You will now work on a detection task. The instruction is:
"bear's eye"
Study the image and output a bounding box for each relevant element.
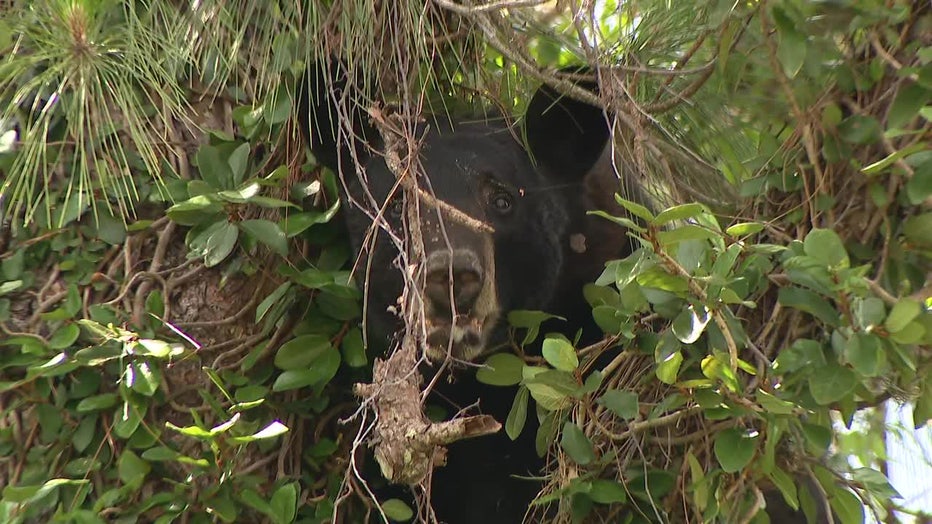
[490,191,513,214]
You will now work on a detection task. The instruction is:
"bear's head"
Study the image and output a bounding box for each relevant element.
[306,67,617,363]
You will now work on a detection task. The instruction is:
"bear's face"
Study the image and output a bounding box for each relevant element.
[342,123,573,362]
[308,70,614,363]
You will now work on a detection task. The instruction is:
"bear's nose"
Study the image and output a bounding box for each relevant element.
[424,249,483,314]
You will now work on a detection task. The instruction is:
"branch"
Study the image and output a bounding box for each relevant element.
[349,103,502,487]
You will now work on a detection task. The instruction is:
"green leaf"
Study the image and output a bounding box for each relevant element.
[592,305,631,337]
[536,411,560,457]
[579,371,604,396]
[885,298,921,333]
[921,106,932,121]
[270,482,298,524]
[271,348,341,391]
[145,290,165,318]
[196,144,233,190]
[63,284,82,318]
[77,393,119,412]
[0,280,23,296]
[887,84,932,128]
[283,201,341,237]
[808,364,857,405]
[282,200,340,238]
[671,305,711,344]
[166,195,224,226]
[141,447,179,462]
[476,353,525,386]
[768,467,799,512]
[240,219,288,256]
[821,103,843,128]
[701,353,741,393]
[652,203,707,226]
[829,489,865,524]
[381,499,413,521]
[714,428,757,473]
[114,402,143,439]
[637,268,689,294]
[207,494,237,523]
[505,387,529,440]
[656,224,718,245]
[725,222,765,237]
[274,334,333,370]
[73,416,97,453]
[508,310,563,347]
[803,228,849,268]
[118,450,150,486]
[187,219,238,268]
[249,196,301,209]
[838,115,882,144]
[2,478,89,503]
[316,287,361,321]
[209,413,241,436]
[541,335,579,372]
[906,157,932,204]
[133,339,181,358]
[597,390,638,419]
[229,421,289,444]
[560,422,595,465]
[233,106,263,129]
[524,372,572,411]
[614,195,655,222]
[845,333,885,377]
[772,6,806,78]
[216,182,260,203]
[266,92,292,124]
[851,468,900,499]
[2,249,24,280]
[656,351,684,385]
[341,328,368,368]
[588,210,647,233]
[36,404,62,441]
[93,210,127,245]
[588,480,627,504]
[777,287,840,326]
[854,297,886,330]
[256,282,292,324]
[903,213,932,247]
[508,311,563,329]
[48,324,80,350]
[228,143,250,186]
[240,489,275,518]
[756,389,796,415]
[128,362,160,396]
[889,320,926,344]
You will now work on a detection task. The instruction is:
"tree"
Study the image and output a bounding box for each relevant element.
[0,0,929,523]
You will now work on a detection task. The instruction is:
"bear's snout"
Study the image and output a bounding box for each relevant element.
[424,249,483,314]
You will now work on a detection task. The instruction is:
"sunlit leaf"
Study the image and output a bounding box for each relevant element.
[714,428,757,473]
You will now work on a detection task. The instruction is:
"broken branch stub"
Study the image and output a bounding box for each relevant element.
[353,344,501,485]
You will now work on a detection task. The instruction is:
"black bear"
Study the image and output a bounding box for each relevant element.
[304,65,628,523]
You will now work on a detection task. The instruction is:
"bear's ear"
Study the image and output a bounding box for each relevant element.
[299,61,381,172]
[523,70,611,181]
